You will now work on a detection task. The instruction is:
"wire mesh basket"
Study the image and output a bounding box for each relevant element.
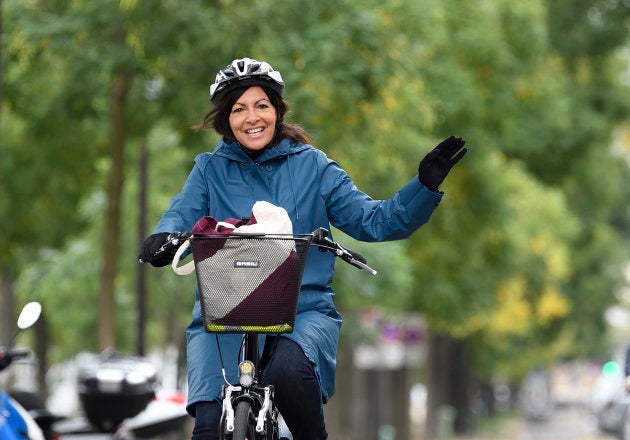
[190,234,311,334]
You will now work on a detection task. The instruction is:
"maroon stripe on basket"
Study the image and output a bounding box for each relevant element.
[192,235,230,261]
[214,251,301,327]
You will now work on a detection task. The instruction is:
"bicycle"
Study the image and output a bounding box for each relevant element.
[151,227,376,440]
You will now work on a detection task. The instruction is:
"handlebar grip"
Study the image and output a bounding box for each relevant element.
[0,348,31,371]
[340,246,367,264]
[9,348,30,359]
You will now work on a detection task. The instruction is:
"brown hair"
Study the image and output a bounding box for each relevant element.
[192,86,312,147]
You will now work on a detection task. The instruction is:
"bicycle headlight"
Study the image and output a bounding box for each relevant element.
[238,360,255,387]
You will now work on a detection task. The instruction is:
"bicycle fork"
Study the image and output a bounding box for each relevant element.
[221,383,275,434]
[218,334,292,439]
[219,333,278,439]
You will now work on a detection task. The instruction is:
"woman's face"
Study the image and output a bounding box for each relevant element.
[228,86,277,151]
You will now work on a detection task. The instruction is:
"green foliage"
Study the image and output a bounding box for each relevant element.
[332,231,415,312]
[3,0,630,386]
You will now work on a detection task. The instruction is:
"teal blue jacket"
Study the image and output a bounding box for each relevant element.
[154,138,443,414]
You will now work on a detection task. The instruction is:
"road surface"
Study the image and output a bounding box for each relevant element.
[464,405,616,440]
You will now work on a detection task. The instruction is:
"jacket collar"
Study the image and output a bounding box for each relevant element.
[213,138,309,163]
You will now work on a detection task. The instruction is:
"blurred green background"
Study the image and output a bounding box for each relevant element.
[2,0,630,438]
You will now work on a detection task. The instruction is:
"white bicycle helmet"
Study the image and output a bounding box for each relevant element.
[210,57,285,104]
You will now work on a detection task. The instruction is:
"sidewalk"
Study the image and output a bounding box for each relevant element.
[444,406,615,440]
[447,416,524,440]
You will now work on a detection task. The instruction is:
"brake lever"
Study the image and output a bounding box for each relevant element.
[156,232,190,254]
[337,245,378,276]
[312,228,377,275]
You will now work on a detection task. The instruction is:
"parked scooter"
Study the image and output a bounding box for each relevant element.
[52,349,190,439]
[2,301,190,439]
[0,301,50,440]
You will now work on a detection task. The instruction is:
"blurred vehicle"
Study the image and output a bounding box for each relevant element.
[52,349,190,439]
[590,360,630,439]
[520,367,553,422]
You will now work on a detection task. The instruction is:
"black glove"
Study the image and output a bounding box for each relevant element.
[138,232,173,267]
[418,136,467,191]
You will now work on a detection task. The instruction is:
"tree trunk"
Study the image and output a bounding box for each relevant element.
[1,275,15,345]
[0,0,4,180]
[425,331,472,439]
[98,60,133,351]
[34,312,49,397]
[136,141,148,356]
[451,337,472,434]
[0,0,7,349]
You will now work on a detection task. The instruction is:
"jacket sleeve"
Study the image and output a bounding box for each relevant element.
[319,154,443,242]
[154,154,210,233]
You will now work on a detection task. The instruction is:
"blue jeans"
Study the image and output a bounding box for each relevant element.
[191,337,328,440]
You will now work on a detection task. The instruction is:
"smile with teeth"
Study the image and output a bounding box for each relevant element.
[245,128,264,134]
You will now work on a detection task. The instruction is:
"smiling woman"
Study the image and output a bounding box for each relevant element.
[190,58,311,161]
[138,57,467,440]
[229,87,277,151]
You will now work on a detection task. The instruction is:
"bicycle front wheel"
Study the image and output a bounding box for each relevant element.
[232,400,255,440]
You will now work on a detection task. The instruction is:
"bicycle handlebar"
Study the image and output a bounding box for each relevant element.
[0,347,31,372]
[310,228,377,275]
[137,232,190,264]
[142,229,377,275]
[158,232,192,256]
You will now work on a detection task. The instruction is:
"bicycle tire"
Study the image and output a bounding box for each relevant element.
[232,400,254,440]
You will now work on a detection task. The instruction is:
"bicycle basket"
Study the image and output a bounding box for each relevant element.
[190,234,311,334]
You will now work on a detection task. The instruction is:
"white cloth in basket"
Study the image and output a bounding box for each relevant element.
[172,201,293,275]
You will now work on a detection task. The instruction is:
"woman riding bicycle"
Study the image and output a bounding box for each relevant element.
[138,57,467,440]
